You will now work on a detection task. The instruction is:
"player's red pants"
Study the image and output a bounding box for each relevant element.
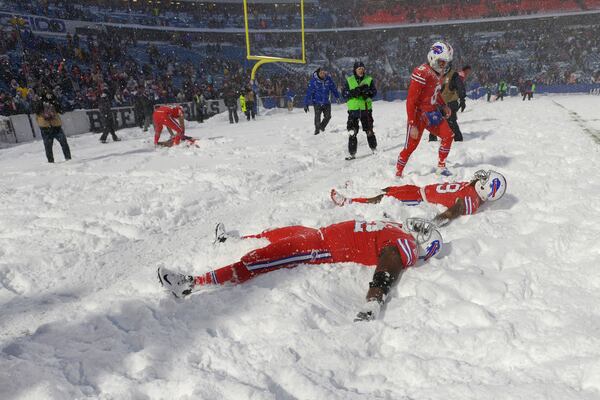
[194,226,333,286]
[396,117,454,175]
[153,114,183,145]
[383,185,423,204]
[352,185,423,205]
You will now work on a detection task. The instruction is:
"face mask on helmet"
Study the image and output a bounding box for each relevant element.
[405,218,443,261]
[474,170,507,202]
[428,41,453,74]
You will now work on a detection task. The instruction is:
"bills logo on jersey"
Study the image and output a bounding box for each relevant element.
[432,45,444,54]
[489,178,502,199]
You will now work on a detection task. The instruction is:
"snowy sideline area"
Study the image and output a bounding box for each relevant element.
[1,95,600,399]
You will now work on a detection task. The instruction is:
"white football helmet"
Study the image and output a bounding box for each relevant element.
[406,218,443,261]
[474,170,507,202]
[428,41,454,74]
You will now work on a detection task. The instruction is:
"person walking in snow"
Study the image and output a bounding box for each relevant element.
[342,61,378,159]
[222,85,239,124]
[303,67,340,135]
[243,86,256,121]
[285,87,295,112]
[98,90,121,143]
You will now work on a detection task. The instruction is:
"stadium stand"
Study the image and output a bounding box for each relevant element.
[1,0,600,116]
[0,0,356,30]
[363,0,600,25]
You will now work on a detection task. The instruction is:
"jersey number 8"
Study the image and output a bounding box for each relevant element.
[435,183,461,193]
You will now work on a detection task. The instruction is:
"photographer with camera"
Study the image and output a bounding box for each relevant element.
[33,89,71,163]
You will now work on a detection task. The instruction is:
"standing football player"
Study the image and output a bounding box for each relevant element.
[396,41,455,177]
[331,170,507,227]
[158,219,443,322]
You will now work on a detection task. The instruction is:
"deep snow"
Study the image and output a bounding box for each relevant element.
[1,95,600,400]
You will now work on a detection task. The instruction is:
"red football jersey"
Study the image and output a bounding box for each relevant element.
[320,220,418,268]
[423,182,481,215]
[154,105,182,119]
[406,63,445,125]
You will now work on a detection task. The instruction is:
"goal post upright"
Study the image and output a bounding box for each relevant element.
[243,0,306,82]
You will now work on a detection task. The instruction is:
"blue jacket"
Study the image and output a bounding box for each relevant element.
[285,89,295,101]
[304,69,340,106]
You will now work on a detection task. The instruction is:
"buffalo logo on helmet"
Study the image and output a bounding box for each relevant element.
[474,170,506,202]
[431,44,445,54]
[490,178,502,199]
[422,240,441,261]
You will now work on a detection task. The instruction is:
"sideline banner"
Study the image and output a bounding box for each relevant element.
[466,83,600,100]
[9,115,35,143]
[0,117,17,144]
[3,100,226,143]
[0,12,67,33]
[85,100,225,132]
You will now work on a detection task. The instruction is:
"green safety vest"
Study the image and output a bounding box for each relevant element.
[346,75,373,111]
[239,95,246,112]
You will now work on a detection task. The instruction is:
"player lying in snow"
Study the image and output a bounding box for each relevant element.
[153,105,197,147]
[158,218,443,322]
[331,170,506,227]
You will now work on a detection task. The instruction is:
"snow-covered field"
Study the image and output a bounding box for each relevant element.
[1,95,600,400]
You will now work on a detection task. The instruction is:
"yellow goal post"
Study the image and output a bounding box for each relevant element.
[242,0,306,82]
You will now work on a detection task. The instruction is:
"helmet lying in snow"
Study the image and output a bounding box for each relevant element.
[474,170,507,202]
[405,218,443,261]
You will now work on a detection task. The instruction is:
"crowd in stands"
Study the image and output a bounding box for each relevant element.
[2,4,600,117]
[0,0,360,30]
[307,15,600,94]
[0,22,309,116]
[363,0,600,25]
[5,0,599,31]
[469,22,600,86]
